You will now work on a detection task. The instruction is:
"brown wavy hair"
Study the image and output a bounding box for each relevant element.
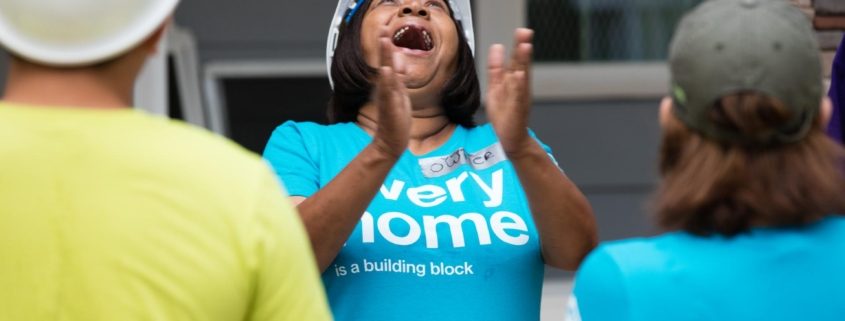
[655,92,845,236]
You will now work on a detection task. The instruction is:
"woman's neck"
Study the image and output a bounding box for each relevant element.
[357,103,456,156]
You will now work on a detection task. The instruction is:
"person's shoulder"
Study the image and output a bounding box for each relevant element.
[270,120,358,138]
[468,123,550,149]
[600,236,666,254]
[820,215,845,228]
[265,121,362,157]
[145,115,261,164]
[811,215,845,239]
[461,123,501,146]
[467,123,496,136]
[125,114,273,192]
[593,233,688,273]
[469,123,543,136]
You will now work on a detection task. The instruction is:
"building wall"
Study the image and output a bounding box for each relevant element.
[792,0,845,84]
[173,0,330,62]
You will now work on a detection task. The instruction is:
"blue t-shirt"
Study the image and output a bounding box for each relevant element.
[263,121,556,321]
[568,216,845,321]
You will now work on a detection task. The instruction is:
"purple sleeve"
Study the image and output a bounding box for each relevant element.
[827,35,845,143]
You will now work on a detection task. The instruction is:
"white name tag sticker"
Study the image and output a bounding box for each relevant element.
[418,143,508,178]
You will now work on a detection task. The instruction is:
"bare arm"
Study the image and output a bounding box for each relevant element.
[294,145,399,272]
[294,30,411,272]
[486,29,598,270]
[508,140,597,270]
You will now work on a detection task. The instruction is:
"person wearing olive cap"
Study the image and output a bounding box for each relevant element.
[0,1,331,320]
[567,0,845,320]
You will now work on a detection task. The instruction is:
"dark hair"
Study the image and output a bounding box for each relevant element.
[328,0,480,127]
[655,92,845,236]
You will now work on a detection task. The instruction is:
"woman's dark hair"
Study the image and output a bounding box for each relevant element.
[654,92,845,236]
[328,0,480,127]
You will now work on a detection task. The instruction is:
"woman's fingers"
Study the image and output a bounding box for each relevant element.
[509,28,534,74]
[376,27,407,108]
[488,44,506,89]
[378,26,397,69]
[377,66,396,109]
[514,43,533,74]
[509,28,533,106]
[393,52,406,75]
[378,27,406,94]
[514,27,534,44]
[512,70,529,105]
[379,38,394,70]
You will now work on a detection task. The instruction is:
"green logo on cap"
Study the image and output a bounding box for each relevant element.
[673,85,688,105]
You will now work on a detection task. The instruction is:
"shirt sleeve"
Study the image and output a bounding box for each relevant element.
[568,247,630,321]
[247,165,332,321]
[527,128,563,169]
[262,121,320,197]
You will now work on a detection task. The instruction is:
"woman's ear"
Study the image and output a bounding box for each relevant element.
[659,96,674,129]
[819,97,833,128]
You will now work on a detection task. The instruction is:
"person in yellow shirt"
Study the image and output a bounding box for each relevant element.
[0,1,332,320]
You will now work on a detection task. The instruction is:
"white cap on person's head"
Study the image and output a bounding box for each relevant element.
[0,0,180,67]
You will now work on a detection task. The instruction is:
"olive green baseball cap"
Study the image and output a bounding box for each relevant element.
[669,0,823,144]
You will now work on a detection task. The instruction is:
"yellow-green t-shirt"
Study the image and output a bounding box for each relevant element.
[0,103,332,321]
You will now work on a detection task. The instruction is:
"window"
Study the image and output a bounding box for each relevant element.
[475,0,704,100]
[529,0,703,62]
[203,60,331,153]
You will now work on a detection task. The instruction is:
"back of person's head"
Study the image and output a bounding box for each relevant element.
[656,0,845,236]
[0,0,179,68]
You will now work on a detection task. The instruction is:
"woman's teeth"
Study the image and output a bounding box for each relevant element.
[392,25,433,51]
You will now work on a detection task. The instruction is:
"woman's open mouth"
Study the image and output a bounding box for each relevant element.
[393,25,434,52]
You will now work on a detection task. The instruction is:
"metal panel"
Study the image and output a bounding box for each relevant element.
[169,26,207,128]
[174,0,334,61]
[530,100,662,188]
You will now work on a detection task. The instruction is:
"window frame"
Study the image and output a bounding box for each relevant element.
[475,0,670,101]
[202,59,326,136]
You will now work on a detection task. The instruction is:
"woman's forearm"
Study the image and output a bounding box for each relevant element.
[296,143,399,272]
[508,140,598,270]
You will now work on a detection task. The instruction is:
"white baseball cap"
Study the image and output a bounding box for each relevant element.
[0,0,180,66]
[326,0,475,88]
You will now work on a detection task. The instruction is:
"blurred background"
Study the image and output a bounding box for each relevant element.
[1,0,840,319]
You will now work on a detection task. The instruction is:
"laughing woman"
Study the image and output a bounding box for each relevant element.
[263,0,597,320]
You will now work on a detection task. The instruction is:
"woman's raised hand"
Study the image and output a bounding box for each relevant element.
[372,27,412,159]
[486,28,535,157]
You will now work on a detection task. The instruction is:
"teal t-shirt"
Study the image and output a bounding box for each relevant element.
[568,216,845,321]
[263,121,555,321]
